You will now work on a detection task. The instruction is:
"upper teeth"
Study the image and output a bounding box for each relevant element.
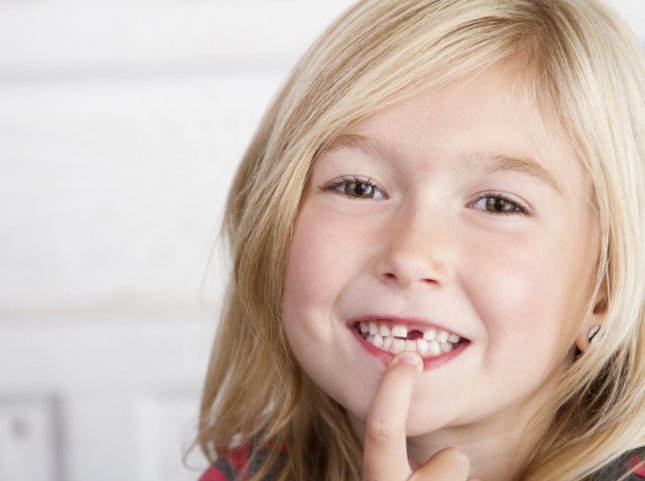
[358,320,462,357]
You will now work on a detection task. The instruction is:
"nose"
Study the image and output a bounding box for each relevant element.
[376,206,455,289]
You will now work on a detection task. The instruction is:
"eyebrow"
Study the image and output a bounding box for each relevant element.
[324,133,401,164]
[464,151,563,195]
[323,133,562,195]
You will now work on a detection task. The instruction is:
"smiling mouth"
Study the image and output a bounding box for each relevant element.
[354,320,466,358]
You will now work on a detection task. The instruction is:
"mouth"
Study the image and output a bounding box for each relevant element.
[353,319,468,358]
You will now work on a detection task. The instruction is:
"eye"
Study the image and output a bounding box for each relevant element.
[469,192,529,215]
[319,176,386,200]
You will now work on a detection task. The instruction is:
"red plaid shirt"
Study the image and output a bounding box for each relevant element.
[200,446,645,481]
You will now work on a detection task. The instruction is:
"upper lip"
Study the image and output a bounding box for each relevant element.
[346,313,468,340]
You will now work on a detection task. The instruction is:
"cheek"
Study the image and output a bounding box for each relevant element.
[283,202,375,314]
[466,234,589,361]
[284,216,337,316]
[282,205,356,344]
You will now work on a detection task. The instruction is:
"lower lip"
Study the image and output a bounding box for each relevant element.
[349,327,469,369]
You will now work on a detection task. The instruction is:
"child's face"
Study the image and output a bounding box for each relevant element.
[282,65,599,438]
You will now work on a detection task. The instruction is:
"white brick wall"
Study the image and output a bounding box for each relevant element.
[0,2,354,480]
[0,1,642,480]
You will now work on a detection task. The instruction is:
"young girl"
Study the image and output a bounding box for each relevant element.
[196,1,645,480]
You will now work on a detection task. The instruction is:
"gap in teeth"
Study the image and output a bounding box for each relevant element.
[358,321,461,357]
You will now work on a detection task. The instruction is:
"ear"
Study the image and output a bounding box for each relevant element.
[575,297,607,353]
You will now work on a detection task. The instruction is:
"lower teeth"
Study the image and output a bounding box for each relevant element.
[363,333,456,357]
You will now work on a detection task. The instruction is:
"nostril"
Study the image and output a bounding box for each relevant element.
[422,277,440,285]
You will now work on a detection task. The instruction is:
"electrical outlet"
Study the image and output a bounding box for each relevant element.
[0,396,60,481]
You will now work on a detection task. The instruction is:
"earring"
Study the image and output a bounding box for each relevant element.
[587,325,601,343]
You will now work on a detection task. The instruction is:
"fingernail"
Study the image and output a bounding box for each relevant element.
[397,352,422,366]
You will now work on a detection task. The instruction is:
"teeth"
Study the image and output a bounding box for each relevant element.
[391,324,408,338]
[437,330,449,343]
[368,321,378,335]
[392,338,405,353]
[358,320,463,358]
[417,339,429,355]
[423,327,437,341]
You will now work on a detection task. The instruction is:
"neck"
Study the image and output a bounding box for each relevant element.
[349,388,556,481]
[412,383,560,481]
[406,414,548,481]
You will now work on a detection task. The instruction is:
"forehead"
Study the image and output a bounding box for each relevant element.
[326,65,590,202]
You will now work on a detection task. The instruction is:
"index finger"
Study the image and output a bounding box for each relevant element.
[363,352,423,481]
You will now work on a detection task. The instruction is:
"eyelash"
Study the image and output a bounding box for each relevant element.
[469,192,530,216]
[319,176,530,216]
[319,176,385,200]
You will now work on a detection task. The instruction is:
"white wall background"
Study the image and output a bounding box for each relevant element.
[0,1,643,481]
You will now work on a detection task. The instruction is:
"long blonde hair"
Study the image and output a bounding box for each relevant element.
[197,1,645,480]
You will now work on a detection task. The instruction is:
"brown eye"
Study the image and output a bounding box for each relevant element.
[320,176,386,200]
[471,193,528,215]
[345,182,376,198]
[486,197,519,213]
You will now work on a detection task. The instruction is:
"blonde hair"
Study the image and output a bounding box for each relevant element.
[197,1,645,480]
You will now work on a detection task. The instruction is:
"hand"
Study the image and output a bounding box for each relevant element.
[363,352,480,481]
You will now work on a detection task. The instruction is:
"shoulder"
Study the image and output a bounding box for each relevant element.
[593,449,645,481]
[629,451,645,480]
[199,444,253,481]
[199,443,283,481]
[199,461,236,481]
